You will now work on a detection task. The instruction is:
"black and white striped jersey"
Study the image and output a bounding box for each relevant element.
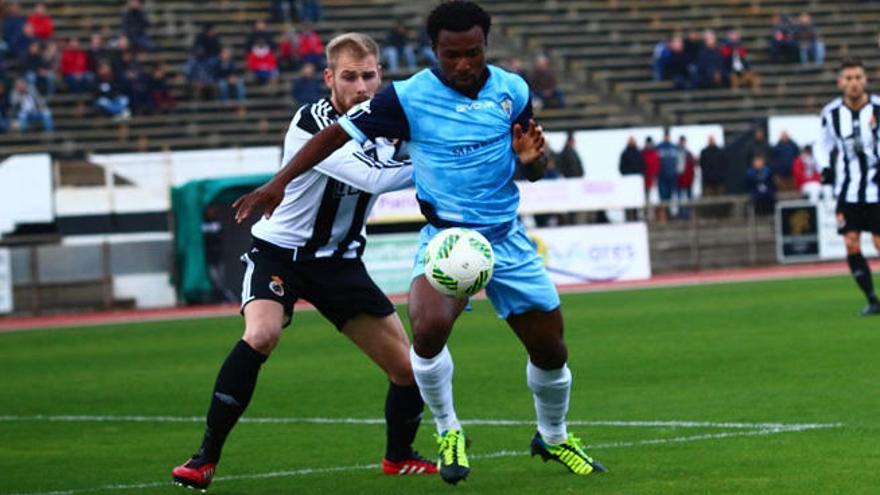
[817,95,880,204]
[251,97,413,259]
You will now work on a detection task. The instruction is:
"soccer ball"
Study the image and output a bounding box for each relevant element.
[424,228,495,299]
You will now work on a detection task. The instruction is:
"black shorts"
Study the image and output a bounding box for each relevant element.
[836,201,880,235]
[239,238,396,330]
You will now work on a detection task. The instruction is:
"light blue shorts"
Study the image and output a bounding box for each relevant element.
[411,221,561,318]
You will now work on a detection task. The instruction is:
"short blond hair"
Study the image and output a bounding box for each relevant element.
[326,32,380,70]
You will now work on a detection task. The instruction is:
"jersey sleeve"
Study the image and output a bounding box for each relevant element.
[512,96,533,129]
[314,145,414,194]
[815,111,837,170]
[337,84,411,144]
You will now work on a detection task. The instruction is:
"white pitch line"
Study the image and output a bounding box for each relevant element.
[0,415,843,430]
[1,422,843,495]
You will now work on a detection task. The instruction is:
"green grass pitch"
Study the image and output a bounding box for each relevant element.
[1,275,879,494]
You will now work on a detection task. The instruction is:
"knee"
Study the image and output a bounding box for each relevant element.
[387,363,415,386]
[529,340,568,370]
[410,313,452,358]
[243,323,282,356]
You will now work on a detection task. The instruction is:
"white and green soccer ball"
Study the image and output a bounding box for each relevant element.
[423,228,495,299]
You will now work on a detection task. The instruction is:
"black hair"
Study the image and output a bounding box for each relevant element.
[840,56,864,71]
[426,1,491,46]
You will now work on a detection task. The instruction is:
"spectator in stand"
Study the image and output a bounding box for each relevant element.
[186,24,222,100]
[297,24,324,68]
[683,29,703,67]
[652,37,669,81]
[11,22,35,60]
[620,136,645,220]
[40,40,58,96]
[504,57,528,79]
[10,77,53,131]
[245,20,275,52]
[121,0,154,52]
[110,35,135,76]
[656,131,680,223]
[722,29,760,92]
[662,35,693,89]
[792,144,822,203]
[746,127,771,170]
[642,136,660,197]
[535,149,561,227]
[278,28,301,71]
[290,61,323,104]
[676,136,697,218]
[619,136,645,177]
[94,62,130,121]
[26,3,53,41]
[270,0,298,23]
[699,135,727,196]
[215,47,246,102]
[794,12,825,65]
[697,29,725,89]
[745,154,775,214]
[247,39,279,85]
[556,131,583,178]
[194,23,222,62]
[147,63,175,114]
[382,20,417,71]
[530,54,565,109]
[115,49,150,114]
[0,81,10,133]
[415,28,436,66]
[770,14,799,63]
[60,37,93,93]
[2,2,28,57]
[298,0,322,22]
[771,131,799,191]
[22,42,53,96]
[86,33,110,74]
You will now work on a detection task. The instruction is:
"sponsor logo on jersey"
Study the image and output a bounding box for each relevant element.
[456,100,497,112]
[269,275,285,297]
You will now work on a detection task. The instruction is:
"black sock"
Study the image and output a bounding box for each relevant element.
[195,340,268,464]
[384,382,424,461]
[847,253,878,304]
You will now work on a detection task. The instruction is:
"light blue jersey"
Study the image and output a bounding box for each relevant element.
[337,65,559,317]
[338,65,531,226]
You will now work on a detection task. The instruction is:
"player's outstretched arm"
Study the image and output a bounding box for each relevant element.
[232,123,352,223]
[513,119,548,182]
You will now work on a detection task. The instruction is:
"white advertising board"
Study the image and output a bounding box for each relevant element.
[367,176,645,224]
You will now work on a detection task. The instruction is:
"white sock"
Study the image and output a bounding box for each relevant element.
[410,345,461,434]
[527,360,571,445]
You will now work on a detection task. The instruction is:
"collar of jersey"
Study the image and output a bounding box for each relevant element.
[430,66,491,100]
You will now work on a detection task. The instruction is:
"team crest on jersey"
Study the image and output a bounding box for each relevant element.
[269,276,285,297]
[500,98,513,118]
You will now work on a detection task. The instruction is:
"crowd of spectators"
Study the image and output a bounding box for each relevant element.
[653,11,826,92]
[0,0,330,134]
[653,28,759,91]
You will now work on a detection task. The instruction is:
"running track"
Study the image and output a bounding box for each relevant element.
[0,261,858,332]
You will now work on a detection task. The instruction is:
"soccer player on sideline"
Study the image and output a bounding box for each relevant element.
[171,33,437,491]
[233,1,606,485]
[818,56,880,316]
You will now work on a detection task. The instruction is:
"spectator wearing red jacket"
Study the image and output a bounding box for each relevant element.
[297,25,325,68]
[60,37,93,93]
[792,144,822,202]
[676,136,697,218]
[246,40,278,85]
[642,136,660,193]
[27,3,53,40]
[721,29,760,92]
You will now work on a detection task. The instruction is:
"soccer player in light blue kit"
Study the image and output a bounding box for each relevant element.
[233,1,606,485]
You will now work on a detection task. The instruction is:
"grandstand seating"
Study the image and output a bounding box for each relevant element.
[5,0,874,155]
